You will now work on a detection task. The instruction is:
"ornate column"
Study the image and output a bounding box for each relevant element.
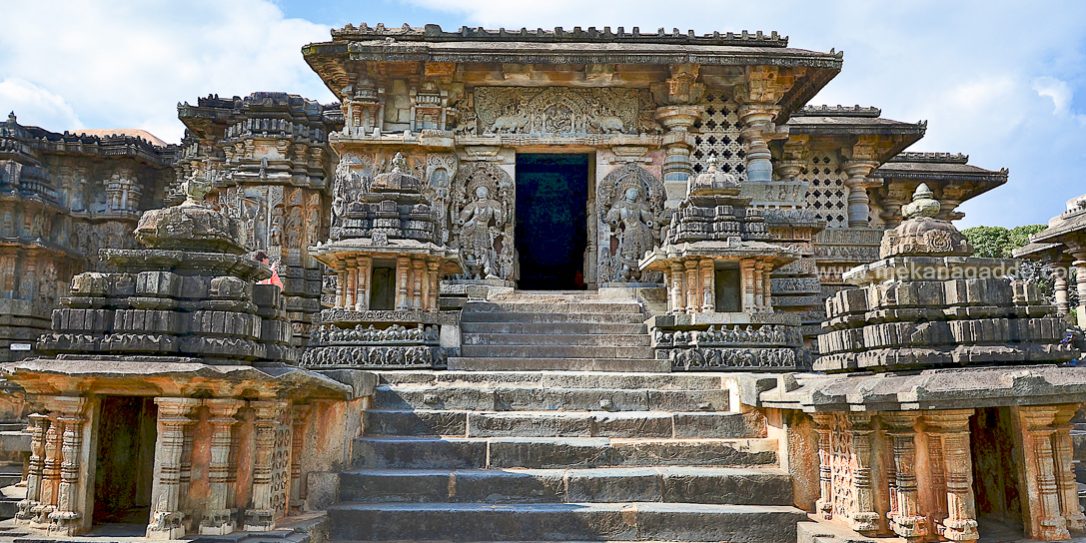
[847,413,880,535]
[925,410,980,542]
[245,400,288,532]
[669,263,685,314]
[344,259,357,310]
[927,433,949,525]
[420,260,432,312]
[411,259,425,310]
[699,259,715,312]
[740,260,756,311]
[33,414,61,527]
[883,412,926,540]
[1072,254,1086,328]
[289,403,312,514]
[684,260,699,314]
[1016,405,1072,540]
[1052,405,1086,533]
[426,261,440,312]
[200,399,244,535]
[335,269,346,308]
[147,397,199,540]
[753,261,766,311]
[395,256,410,311]
[17,413,48,523]
[355,256,370,311]
[737,103,781,182]
[810,413,835,520]
[46,397,87,536]
[655,105,702,207]
[842,159,881,228]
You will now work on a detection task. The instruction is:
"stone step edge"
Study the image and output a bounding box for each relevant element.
[340,466,789,477]
[327,501,803,513]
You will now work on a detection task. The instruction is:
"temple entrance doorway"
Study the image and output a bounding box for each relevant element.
[514,153,590,290]
[92,396,157,528]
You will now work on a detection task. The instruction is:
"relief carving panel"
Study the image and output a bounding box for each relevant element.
[474,87,643,136]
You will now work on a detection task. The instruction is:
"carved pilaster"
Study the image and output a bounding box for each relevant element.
[147,397,199,540]
[811,413,835,520]
[1053,265,1070,317]
[1053,405,1085,533]
[289,404,312,513]
[669,262,685,314]
[32,414,61,528]
[684,260,699,314]
[738,104,781,183]
[925,410,979,542]
[699,259,714,312]
[847,413,880,535]
[244,400,288,531]
[883,412,926,540]
[395,256,410,311]
[1073,257,1086,328]
[843,160,880,228]
[45,397,87,536]
[655,105,702,206]
[200,399,244,536]
[17,413,48,523]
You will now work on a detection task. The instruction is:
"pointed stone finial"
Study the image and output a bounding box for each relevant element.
[391,152,406,172]
[6,112,15,123]
[705,154,719,172]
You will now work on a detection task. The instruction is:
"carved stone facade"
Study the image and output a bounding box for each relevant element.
[0,113,175,362]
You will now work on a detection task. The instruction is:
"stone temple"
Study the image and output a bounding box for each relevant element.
[0,22,1083,543]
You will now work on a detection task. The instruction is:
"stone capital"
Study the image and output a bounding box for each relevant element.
[923,409,975,433]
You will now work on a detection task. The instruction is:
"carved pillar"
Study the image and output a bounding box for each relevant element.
[669,263,685,314]
[344,260,357,310]
[762,261,773,311]
[740,260,756,312]
[883,412,926,540]
[289,404,312,514]
[1016,405,1071,540]
[843,160,880,228]
[200,399,243,535]
[17,413,48,523]
[737,103,781,182]
[426,261,440,312]
[684,260,699,314]
[1053,405,1086,533]
[147,397,199,540]
[1072,256,1086,328]
[46,397,87,536]
[699,259,714,312]
[811,413,835,520]
[411,259,425,310]
[395,256,410,311]
[420,260,432,312]
[925,410,980,542]
[1053,265,1070,317]
[927,433,948,525]
[245,400,287,532]
[655,105,702,207]
[33,414,61,527]
[335,269,346,309]
[753,261,766,311]
[356,256,370,311]
[847,413,880,535]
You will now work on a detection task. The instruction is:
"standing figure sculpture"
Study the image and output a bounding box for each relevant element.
[458,185,504,279]
[606,186,656,282]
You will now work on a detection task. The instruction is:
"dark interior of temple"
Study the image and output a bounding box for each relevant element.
[514,153,590,290]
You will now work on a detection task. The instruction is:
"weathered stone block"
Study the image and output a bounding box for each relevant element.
[135,271,182,298]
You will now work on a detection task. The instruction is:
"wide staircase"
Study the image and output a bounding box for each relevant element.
[449,292,666,372]
[326,370,806,542]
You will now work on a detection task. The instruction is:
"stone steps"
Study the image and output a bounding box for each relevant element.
[375,371,725,390]
[364,409,765,439]
[460,344,655,359]
[462,333,652,347]
[448,357,668,372]
[373,385,728,412]
[338,466,793,505]
[461,311,646,324]
[352,436,778,470]
[326,502,805,543]
[461,322,647,335]
[466,301,644,313]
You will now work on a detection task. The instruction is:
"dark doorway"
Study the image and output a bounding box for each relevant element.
[515,154,590,290]
[93,396,157,526]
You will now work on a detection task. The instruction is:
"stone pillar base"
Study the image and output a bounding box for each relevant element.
[199,509,237,535]
[244,509,275,532]
[146,512,185,540]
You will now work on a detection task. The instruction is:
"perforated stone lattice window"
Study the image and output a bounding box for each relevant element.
[803,154,848,228]
[692,94,745,178]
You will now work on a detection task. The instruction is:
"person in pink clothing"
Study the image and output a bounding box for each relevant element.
[253,251,284,290]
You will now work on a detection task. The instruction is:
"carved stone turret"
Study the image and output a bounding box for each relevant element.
[640,155,807,371]
[303,153,461,369]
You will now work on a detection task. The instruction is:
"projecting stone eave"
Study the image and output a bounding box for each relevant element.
[640,240,800,272]
[310,238,462,275]
[1028,205,1086,247]
[752,364,1086,413]
[0,356,367,401]
[302,33,843,111]
[782,108,927,164]
[876,153,1009,203]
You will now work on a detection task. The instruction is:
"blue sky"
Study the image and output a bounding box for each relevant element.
[2,0,1084,228]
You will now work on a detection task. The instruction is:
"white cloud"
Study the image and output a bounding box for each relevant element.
[1033,77,1073,115]
[0,0,336,143]
[0,78,83,130]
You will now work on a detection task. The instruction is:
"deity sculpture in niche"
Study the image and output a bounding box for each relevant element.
[450,162,514,281]
[424,153,458,245]
[597,163,664,283]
